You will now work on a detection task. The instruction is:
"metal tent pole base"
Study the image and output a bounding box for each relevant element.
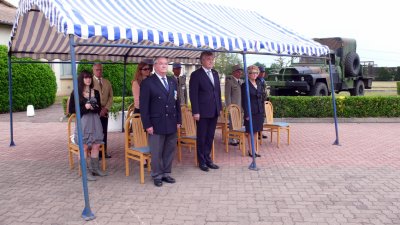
[248,161,259,171]
[82,207,96,221]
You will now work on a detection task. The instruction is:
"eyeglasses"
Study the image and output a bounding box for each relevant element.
[249,72,259,75]
[141,68,150,71]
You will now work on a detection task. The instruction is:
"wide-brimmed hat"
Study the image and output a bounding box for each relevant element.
[232,64,243,72]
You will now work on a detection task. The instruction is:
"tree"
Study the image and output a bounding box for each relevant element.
[254,62,266,68]
[395,67,400,81]
[375,67,393,81]
[214,53,242,78]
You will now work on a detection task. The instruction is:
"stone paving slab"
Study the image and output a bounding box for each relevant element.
[0,105,400,224]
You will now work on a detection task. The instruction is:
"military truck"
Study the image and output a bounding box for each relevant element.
[267,37,373,96]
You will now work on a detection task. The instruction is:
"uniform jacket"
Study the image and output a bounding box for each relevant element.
[241,79,265,118]
[140,74,182,135]
[189,68,222,118]
[224,75,242,108]
[173,75,188,106]
[93,77,113,110]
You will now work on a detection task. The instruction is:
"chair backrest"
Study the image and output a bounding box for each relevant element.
[264,101,274,124]
[67,114,76,145]
[125,113,148,148]
[181,106,196,137]
[126,103,135,120]
[226,104,242,130]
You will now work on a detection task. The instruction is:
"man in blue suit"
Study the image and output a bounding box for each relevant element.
[140,57,181,187]
[189,51,222,172]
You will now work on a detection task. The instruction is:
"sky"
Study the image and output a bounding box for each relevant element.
[8,0,399,67]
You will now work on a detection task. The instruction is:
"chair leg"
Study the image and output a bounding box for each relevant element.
[147,158,151,172]
[68,151,74,170]
[177,141,182,162]
[287,129,290,145]
[125,154,130,176]
[241,134,246,157]
[101,149,106,171]
[270,130,273,143]
[225,135,229,153]
[277,129,281,148]
[139,156,145,184]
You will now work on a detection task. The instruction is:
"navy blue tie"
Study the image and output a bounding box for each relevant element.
[162,77,169,91]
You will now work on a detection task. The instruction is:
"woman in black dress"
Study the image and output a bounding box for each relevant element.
[241,65,265,157]
[69,70,108,181]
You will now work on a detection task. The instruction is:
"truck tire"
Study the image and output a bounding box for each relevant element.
[349,80,365,96]
[345,52,361,77]
[309,82,328,96]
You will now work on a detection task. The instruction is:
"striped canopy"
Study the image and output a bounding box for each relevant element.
[9,0,330,63]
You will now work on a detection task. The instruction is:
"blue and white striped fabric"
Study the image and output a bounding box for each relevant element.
[9,0,330,63]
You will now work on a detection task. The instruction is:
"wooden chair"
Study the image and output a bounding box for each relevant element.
[177,106,215,165]
[126,103,135,119]
[67,114,106,174]
[263,101,290,148]
[224,104,247,156]
[216,107,228,144]
[124,113,151,184]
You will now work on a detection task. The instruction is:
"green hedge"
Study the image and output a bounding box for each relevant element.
[0,45,56,113]
[63,95,400,118]
[78,61,136,97]
[397,81,400,95]
[270,96,400,118]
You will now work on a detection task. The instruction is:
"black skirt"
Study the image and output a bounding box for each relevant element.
[243,113,264,133]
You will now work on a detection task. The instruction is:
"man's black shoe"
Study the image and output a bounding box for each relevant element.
[262,135,267,139]
[161,176,176,183]
[206,162,219,169]
[105,154,112,158]
[153,179,163,187]
[199,164,209,172]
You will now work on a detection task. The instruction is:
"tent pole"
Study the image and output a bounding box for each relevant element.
[242,53,259,171]
[121,56,128,132]
[7,52,16,147]
[69,35,96,221]
[328,60,340,145]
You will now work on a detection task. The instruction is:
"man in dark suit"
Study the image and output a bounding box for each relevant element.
[140,57,181,187]
[189,51,222,172]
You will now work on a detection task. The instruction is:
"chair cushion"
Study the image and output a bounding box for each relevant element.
[181,135,196,140]
[130,146,151,154]
[265,122,289,127]
[233,127,246,132]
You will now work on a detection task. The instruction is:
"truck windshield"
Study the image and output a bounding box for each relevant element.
[292,56,325,64]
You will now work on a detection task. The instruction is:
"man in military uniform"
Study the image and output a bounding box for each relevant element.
[172,63,188,106]
[224,64,243,146]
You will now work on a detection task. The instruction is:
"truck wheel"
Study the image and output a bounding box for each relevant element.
[350,80,365,96]
[345,52,361,76]
[310,82,328,96]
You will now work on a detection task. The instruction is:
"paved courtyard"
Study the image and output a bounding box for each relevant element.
[0,104,400,225]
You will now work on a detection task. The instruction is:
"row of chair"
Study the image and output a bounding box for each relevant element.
[68,101,289,184]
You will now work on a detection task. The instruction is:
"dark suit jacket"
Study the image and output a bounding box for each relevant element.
[241,80,265,118]
[140,74,182,135]
[189,68,222,118]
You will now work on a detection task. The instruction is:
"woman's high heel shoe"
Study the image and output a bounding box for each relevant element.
[255,153,261,157]
[247,151,253,157]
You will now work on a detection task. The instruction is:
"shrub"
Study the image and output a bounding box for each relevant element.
[397,81,400,95]
[0,45,56,113]
[78,61,137,97]
[270,96,400,118]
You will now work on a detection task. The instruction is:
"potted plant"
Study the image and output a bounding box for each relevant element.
[108,98,133,132]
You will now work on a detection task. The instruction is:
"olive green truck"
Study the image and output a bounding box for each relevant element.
[267,37,373,96]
